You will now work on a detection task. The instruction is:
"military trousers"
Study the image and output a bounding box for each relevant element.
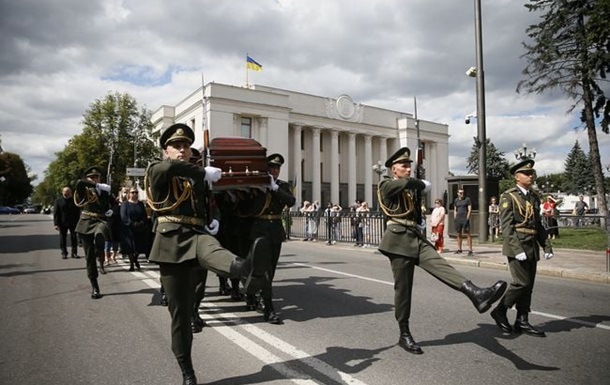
[388,240,467,325]
[500,257,537,313]
[79,233,104,280]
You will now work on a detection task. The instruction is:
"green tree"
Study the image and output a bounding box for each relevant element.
[0,152,34,206]
[467,138,511,178]
[564,140,593,194]
[34,92,159,203]
[517,0,610,222]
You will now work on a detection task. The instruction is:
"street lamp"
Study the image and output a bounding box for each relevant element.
[514,143,537,161]
[372,160,387,182]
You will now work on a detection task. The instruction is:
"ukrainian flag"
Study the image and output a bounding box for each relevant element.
[246,55,263,72]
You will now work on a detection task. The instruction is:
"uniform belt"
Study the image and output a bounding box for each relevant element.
[157,215,205,226]
[515,228,537,235]
[387,218,417,227]
[257,214,282,220]
[82,210,105,218]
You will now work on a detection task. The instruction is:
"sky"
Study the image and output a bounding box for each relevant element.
[1,0,608,186]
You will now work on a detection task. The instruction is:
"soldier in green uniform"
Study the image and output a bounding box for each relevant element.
[74,166,114,299]
[377,147,507,355]
[490,159,553,337]
[145,123,272,385]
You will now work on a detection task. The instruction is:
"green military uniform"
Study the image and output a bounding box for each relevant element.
[492,159,552,337]
[74,166,113,299]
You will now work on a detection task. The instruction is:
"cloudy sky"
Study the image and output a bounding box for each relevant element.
[1,0,608,185]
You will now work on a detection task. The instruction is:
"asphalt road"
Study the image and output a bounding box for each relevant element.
[1,214,609,385]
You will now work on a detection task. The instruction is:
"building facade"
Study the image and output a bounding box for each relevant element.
[151,82,450,210]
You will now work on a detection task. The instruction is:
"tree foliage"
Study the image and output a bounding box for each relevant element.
[467,138,511,179]
[563,140,594,194]
[34,92,159,204]
[0,152,34,206]
[518,0,610,219]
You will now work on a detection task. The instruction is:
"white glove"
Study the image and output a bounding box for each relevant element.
[515,252,527,261]
[544,252,554,260]
[205,219,219,236]
[269,175,279,192]
[422,179,432,194]
[204,166,222,183]
[104,209,113,217]
[96,183,111,194]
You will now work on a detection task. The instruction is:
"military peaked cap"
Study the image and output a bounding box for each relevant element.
[160,123,195,149]
[510,159,536,175]
[84,166,102,178]
[267,153,285,166]
[385,147,412,168]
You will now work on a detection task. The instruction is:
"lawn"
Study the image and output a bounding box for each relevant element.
[487,227,608,251]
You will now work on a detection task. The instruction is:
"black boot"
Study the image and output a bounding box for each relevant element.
[514,311,546,337]
[218,277,230,296]
[263,298,282,324]
[245,294,257,311]
[191,301,206,333]
[134,256,141,271]
[230,237,271,294]
[398,323,423,354]
[178,360,197,385]
[90,278,102,299]
[490,303,512,333]
[460,280,507,313]
[230,281,243,301]
[129,254,135,271]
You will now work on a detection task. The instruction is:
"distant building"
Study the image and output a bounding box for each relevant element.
[151,82,449,210]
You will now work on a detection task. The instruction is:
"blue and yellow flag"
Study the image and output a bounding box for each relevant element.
[246,55,263,72]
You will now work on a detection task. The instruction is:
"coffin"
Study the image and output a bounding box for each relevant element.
[208,137,269,190]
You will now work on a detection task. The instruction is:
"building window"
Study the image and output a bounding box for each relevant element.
[301,130,305,150]
[338,134,341,154]
[320,162,323,182]
[241,117,252,138]
[320,132,324,152]
[190,118,196,129]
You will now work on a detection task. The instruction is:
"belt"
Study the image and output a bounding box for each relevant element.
[387,218,417,227]
[257,214,282,220]
[157,215,205,227]
[82,210,105,218]
[516,228,537,235]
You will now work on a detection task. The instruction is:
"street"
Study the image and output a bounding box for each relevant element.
[1,214,609,385]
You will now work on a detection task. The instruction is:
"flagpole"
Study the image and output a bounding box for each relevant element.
[245,53,249,88]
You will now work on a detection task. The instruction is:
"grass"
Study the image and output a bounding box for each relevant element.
[485,227,608,251]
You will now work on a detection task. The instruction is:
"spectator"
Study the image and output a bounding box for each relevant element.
[488,196,500,240]
[53,186,81,259]
[541,195,559,239]
[430,199,446,253]
[573,195,588,227]
[453,188,473,256]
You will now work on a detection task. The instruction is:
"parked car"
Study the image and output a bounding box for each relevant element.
[0,206,21,215]
[23,206,37,214]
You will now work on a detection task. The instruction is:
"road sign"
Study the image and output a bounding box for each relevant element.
[126,167,146,176]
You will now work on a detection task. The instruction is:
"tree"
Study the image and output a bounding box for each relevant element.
[467,137,511,179]
[0,152,34,206]
[34,92,159,204]
[564,140,594,194]
[517,0,610,223]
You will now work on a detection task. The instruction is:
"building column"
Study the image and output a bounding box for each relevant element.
[379,137,388,174]
[348,132,357,204]
[312,128,321,204]
[364,135,373,206]
[330,130,340,204]
[292,125,303,208]
[258,117,268,147]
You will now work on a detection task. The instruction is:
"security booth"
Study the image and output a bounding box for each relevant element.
[446,175,500,238]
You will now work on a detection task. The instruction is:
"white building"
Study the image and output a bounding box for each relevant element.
[151,82,450,210]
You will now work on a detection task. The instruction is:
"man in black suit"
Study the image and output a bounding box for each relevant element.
[53,187,81,259]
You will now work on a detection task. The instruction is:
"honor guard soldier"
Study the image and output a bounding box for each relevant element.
[490,159,553,337]
[74,166,114,299]
[145,123,272,385]
[377,147,507,354]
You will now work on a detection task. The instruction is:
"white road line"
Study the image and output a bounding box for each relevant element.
[290,262,393,286]
[532,310,610,331]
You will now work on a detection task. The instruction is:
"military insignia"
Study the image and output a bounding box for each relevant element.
[176,128,184,136]
[502,202,508,208]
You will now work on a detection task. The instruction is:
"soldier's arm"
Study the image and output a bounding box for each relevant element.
[499,193,522,257]
[275,181,296,207]
[381,178,424,197]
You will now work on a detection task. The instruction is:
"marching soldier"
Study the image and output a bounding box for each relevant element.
[377,147,507,354]
[145,123,272,385]
[490,159,553,337]
[74,166,114,299]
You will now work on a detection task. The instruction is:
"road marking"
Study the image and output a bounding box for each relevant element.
[290,262,393,286]
[532,311,610,331]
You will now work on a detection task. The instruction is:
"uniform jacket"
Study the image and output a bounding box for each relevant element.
[73,179,113,238]
[499,186,551,261]
[377,175,427,258]
[53,196,81,228]
[146,159,210,264]
[248,180,295,242]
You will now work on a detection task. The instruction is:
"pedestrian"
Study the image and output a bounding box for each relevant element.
[300,201,315,241]
[53,186,81,259]
[145,123,272,385]
[488,196,500,240]
[106,195,121,265]
[73,166,114,299]
[377,147,507,355]
[453,187,474,256]
[490,159,554,337]
[120,187,151,271]
[430,198,445,253]
[357,201,371,247]
[573,195,589,227]
[541,195,559,239]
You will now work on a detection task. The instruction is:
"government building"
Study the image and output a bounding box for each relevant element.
[151,82,449,210]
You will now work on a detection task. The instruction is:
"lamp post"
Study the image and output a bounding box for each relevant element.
[372,160,387,210]
[514,143,537,161]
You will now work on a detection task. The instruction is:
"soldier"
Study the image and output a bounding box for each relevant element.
[145,123,271,385]
[377,147,507,354]
[490,159,553,337]
[74,167,114,299]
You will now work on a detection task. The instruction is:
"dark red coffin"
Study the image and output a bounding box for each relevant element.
[207,137,269,190]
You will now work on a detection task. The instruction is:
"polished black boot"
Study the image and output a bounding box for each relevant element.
[398,323,423,354]
[178,360,197,385]
[134,256,141,271]
[191,301,206,333]
[490,303,512,333]
[230,237,272,294]
[460,280,507,313]
[514,312,546,337]
[160,290,168,306]
[245,294,257,311]
[263,298,282,325]
[128,254,136,271]
[90,278,102,299]
[218,277,230,296]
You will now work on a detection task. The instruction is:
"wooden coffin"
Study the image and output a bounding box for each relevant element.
[208,137,269,190]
